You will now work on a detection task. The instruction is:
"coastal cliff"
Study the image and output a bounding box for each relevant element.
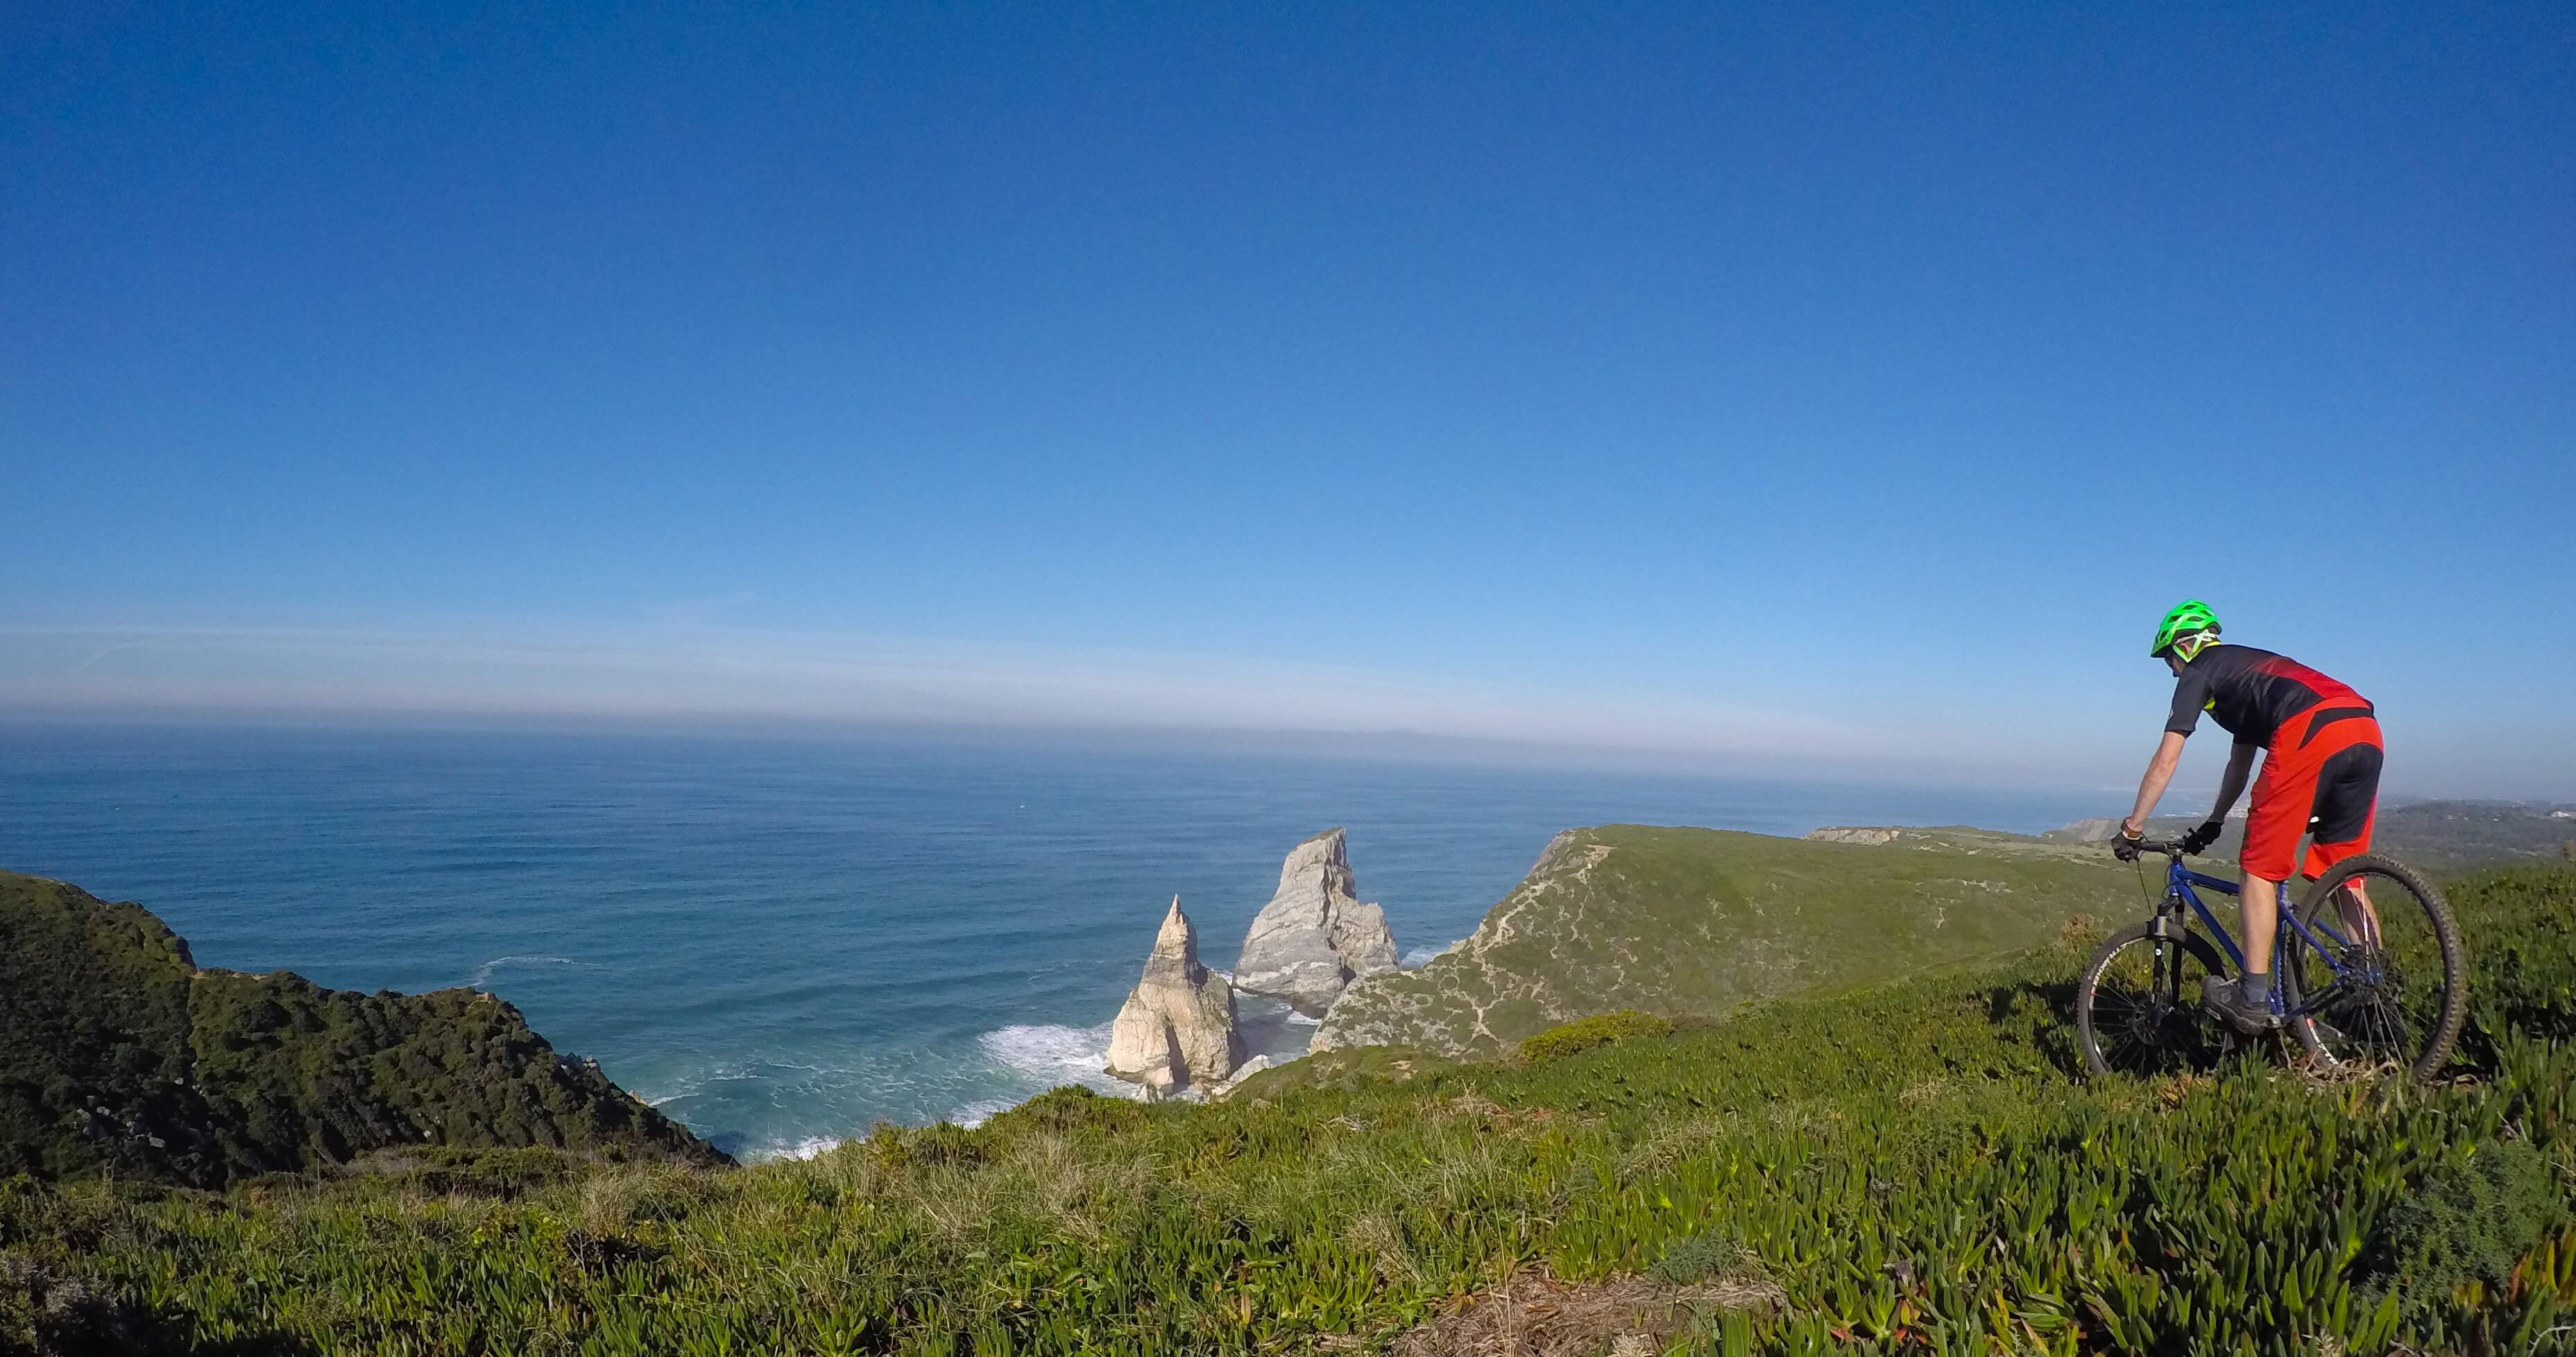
[1315,823,2135,1056]
[0,871,724,1187]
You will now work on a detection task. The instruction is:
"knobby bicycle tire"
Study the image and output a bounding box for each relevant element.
[2076,919,2233,1079]
[2280,852,2466,1081]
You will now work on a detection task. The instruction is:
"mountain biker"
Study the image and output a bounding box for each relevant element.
[2111,599,2385,1032]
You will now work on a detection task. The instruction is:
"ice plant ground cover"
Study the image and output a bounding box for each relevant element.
[5,866,2574,1355]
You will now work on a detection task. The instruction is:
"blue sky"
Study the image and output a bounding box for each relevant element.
[5,2,2571,794]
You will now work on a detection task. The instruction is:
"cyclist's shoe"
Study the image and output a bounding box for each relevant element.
[2199,975,2280,1033]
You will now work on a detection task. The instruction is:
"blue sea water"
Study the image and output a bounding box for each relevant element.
[0,724,2094,1161]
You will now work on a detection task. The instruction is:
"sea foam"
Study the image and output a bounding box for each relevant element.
[1401,941,1462,968]
[979,1021,1123,1084]
[746,1134,846,1163]
[466,955,577,989]
[948,1098,1018,1129]
[953,1021,1143,1125]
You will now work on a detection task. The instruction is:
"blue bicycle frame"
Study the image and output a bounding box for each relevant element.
[2153,855,2369,1019]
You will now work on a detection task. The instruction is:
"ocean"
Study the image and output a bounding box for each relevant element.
[0,723,2093,1161]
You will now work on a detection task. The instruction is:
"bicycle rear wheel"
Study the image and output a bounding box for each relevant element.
[2280,853,2466,1081]
[2076,919,2233,1077]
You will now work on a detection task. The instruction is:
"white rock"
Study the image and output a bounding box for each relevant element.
[1234,828,1400,1016]
[1209,1054,1274,1100]
[1104,897,1245,1091]
[1803,826,1904,845]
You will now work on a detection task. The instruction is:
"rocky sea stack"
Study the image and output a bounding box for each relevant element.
[1103,897,1245,1093]
[1234,828,1399,1016]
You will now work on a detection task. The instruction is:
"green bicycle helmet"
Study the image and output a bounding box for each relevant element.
[2150,599,2221,659]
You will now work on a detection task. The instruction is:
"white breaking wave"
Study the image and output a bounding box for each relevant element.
[1401,941,1463,968]
[979,1021,1121,1084]
[948,1098,1018,1129]
[952,1021,1142,1125]
[466,955,577,989]
[746,1135,846,1163]
[1283,1009,1322,1026]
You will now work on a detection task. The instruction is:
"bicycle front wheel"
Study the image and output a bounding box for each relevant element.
[2076,919,2233,1078]
[2280,853,2466,1081]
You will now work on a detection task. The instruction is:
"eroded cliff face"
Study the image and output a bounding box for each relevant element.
[1315,825,2138,1057]
[0,871,726,1188]
[1234,829,1399,1016]
[1104,897,1245,1093]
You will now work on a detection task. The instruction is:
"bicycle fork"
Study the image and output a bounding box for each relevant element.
[2147,905,2188,1013]
[2152,898,2285,1027]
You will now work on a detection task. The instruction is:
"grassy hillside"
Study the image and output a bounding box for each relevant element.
[1316,825,2140,1056]
[0,871,722,1190]
[6,867,2572,1355]
[2040,798,2576,877]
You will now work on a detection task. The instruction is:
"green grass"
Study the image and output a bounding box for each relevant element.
[1319,823,2144,1055]
[6,866,2575,1354]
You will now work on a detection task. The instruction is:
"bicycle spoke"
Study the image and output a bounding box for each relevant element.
[2284,858,2464,1079]
[2081,926,2226,1077]
[2289,980,2348,1018]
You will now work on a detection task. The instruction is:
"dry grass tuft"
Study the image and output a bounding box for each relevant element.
[1345,1211,1427,1289]
[1436,1091,1508,1123]
[1615,1114,1736,1178]
[1389,1268,1774,1357]
[2284,1052,2405,1089]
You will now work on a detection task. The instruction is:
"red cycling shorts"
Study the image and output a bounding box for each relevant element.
[2241,704,2384,882]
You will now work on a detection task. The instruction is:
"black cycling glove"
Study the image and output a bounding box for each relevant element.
[2110,825,2144,862]
[2179,819,2225,855]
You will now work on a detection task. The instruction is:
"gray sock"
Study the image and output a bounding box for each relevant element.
[2239,971,2268,1000]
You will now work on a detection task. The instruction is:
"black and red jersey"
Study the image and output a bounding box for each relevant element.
[2165,645,2371,750]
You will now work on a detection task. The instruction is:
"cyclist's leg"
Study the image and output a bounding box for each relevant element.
[2240,749,2319,975]
[2302,723,2385,942]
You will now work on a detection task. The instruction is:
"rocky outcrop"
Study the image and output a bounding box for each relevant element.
[1234,829,1399,1016]
[1206,1055,1273,1101]
[1804,826,1904,845]
[1104,898,1245,1093]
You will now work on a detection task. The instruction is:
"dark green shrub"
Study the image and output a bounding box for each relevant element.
[868,1120,984,1169]
[1,872,721,1189]
[981,1085,1151,1139]
[1650,1227,1752,1286]
[1518,1010,1675,1064]
[0,1254,168,1357]
[2370,1139,2568,1312]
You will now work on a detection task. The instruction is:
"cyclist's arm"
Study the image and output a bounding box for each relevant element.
[2121,731,2188,836]
[2208,741,2256,822]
